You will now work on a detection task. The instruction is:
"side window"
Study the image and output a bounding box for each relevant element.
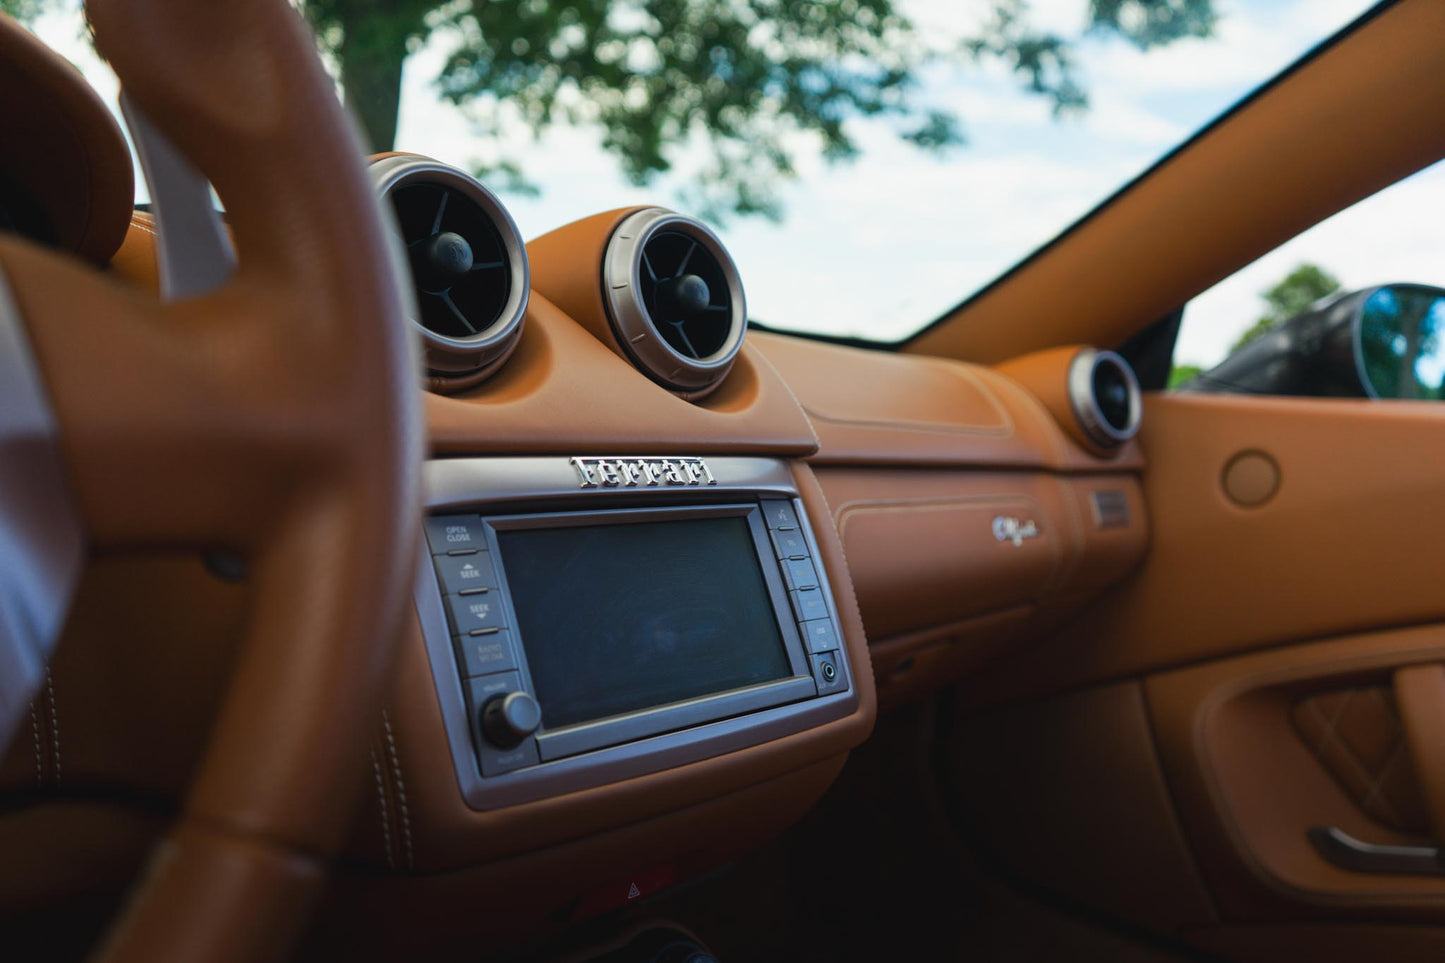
[1170,159,1445,399]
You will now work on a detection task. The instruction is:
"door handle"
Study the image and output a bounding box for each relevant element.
[1310,663,1445,876]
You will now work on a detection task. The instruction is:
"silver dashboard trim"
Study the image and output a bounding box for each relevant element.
[416,456,857,810]
[1067,347,1142,449]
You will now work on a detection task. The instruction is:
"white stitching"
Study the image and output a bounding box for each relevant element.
[747,345,822,450]
[29,703,41,788]
[45,671,59,787]
[381,711,413,870]
[369,748,395,870]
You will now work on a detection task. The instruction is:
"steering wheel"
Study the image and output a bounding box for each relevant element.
[0,1,422,959]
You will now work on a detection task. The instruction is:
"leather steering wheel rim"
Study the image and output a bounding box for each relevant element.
[0,1,422,959]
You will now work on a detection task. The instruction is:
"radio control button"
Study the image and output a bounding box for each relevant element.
[760,500,801,531]
[482,691,542,749]
[790,587,828,622]
[454,629,518,677]
[425,515,488,554]
[465,673,540,775]
[800,618,840,654]
[770,528,809,559]
[784,557,820,591]
[448,593,507,634]
[435,551,497,594]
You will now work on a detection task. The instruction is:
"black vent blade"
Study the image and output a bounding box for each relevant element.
[389,182,511,341]
[637,230,734,359]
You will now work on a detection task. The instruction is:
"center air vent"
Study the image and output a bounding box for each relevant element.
[370,156,529,387]
[1067,348,1142,449]
[602,208,747,395]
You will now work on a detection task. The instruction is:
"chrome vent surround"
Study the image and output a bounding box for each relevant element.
[601,208,747,394]
[370,156,529,382]
[1067,348,1142,450]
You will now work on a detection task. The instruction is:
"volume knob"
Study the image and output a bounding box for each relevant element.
[481,691,541,748]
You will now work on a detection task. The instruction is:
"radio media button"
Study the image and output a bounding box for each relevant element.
[811,651,844,693]
[790,586,828,622]
[760,500,801,532]
[425,515,488,554]
[800,618,840,654]
[435,551,497,594]
[770,528,809,559]
[784,557,820,591]
[454,629,519,678]
[448,593,507,634]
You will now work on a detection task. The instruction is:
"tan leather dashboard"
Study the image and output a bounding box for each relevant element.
[39,216,1151,936]
[103,211,1153,718]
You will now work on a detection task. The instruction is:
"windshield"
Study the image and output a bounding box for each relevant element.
[23,0,1376,342]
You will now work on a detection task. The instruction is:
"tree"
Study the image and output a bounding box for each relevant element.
[1229,263,1341,353]
[1166,363,1201,389]
[5,0,1219,218]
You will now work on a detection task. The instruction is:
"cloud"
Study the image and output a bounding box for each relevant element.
[20,0,1387,352]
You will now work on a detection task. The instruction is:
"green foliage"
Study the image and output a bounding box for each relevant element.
[3,0,1222,220]
[1166,363,1201,389]
[1230,263,1341,353]
[0,0,55,20]
[1089,0,1217,48]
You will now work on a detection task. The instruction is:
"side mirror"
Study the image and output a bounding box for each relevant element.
[1356,284,1445,400]
[1188,283,1445,400]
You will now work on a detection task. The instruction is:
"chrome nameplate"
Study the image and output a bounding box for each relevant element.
[992,516,1040,547]
[571,456,718,489]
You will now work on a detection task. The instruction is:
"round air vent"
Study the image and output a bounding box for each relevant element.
[370,155,529,386]
[1067,348,1142,449]
[601,208,747,394]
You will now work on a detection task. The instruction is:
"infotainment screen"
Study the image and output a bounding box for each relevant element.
[496,515,791,730]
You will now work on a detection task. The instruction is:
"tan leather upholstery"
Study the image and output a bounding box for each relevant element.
[1292,685,1430,837]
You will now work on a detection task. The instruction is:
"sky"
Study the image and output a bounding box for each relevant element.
[30,0,1435,371]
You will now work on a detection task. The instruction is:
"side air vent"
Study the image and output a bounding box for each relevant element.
[370,155,529,387]
[1067,348,1142,450]
[601,208,747,395]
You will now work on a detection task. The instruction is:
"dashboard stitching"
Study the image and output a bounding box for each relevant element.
[369,747,395,870]
[382,710,414,870]
[748,347,821,450]
[45,670,59,787]
[794,361,1015,438]
[28,702,40,788]
[834,494,1038,539]
[1050,482,1088,591]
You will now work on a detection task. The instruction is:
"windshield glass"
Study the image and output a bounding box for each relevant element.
[23,0,1376,342]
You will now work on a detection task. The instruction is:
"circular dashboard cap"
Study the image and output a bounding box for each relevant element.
[481,691,541,748]
[1067,348,1142,450]
[601,208,748,394]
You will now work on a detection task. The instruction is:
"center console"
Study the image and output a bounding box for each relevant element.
[415,456,859,809]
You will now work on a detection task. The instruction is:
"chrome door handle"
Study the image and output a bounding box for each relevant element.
[1309,825,1445,876]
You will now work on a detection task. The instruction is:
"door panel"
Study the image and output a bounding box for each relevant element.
[965,392,1445,702]
[946,391,1445,957]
